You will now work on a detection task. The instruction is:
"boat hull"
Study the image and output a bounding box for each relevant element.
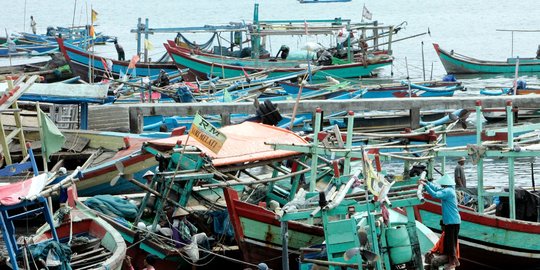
[416,197,540,269]
[57,38,178,82]
[166,43,392,79]
[433,43,540,74]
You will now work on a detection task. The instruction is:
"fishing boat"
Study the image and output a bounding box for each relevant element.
[0,43,58,57]
[415,101,540,269]
[219,110,444,269]
[166,39,392,80]
[164,4,397,80]
[81,120,311,268]
[433,43,540,74]
[479,80,540,122]
[299,0,351,3]
[278,79,464,100]
[0,169,126,270]
[57,38,180,83]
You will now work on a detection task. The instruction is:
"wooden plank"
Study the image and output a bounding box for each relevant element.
[62,134,91,153]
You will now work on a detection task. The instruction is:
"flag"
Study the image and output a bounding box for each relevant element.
[91,9,98,24]
[189,113,227,154]
[39,108,65,162]
[89,25,96,39]
[128,55,140,69]
[144,39,154,51]
[101,58,109,73]
[304,19,309,35]
[223,89,233,102]
[362,5,372,20]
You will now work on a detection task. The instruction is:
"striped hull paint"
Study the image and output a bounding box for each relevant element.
[223,188,324,270]
[416,197,540,269]
[433,43,540,74]
[57,38,178,82]
[165,44,392,79]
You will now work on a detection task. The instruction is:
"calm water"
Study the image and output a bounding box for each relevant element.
[1,0,540,187]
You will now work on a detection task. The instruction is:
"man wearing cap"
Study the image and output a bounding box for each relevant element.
[454,157,466,188]
[420,175,461,269]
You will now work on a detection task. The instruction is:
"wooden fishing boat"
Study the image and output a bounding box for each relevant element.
[165,41,392,80]
[480,81,540,122]
[299,0,351,3]
[416,101,540,269]
[0,170,126,270]
[433,43,540,74]
[0,43,58,57]
[80,121,311,268]
[164,5,398,80]
[57,38,180,83]
[222,110,440,269]
[278,79,464,100]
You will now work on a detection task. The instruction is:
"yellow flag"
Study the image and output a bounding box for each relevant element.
[91,9,98,23]
[144,39,154,51]
[189,113,227,154]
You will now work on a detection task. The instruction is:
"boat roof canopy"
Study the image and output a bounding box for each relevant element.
[148,121,308,167]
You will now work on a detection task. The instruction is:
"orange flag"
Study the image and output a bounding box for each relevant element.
[128,55,140,69]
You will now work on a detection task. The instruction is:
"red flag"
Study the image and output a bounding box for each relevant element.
[100,58,109,73]
[241,67,251,83]
[128,55,140,69]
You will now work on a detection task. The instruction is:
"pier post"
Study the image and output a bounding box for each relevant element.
[129,107,143,134]
[281,220,289,270]
[409,107,420,129]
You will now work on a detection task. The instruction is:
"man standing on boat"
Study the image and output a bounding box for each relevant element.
[114,39,125,61]
[420,174,461,269]
[30,16,37,34]
[454,157,466,188]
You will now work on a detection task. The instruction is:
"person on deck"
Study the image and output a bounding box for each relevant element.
[30,16,37,34]
[536,45,540,59]
[124,254,157,270]
[170,207,209,262]
[114,39,125,61]
[454,157,466,188]
[419,174,461,269]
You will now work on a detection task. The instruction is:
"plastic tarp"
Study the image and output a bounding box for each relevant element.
[0,173,48,206]
[148,122,309,167]
[84,194,138,219]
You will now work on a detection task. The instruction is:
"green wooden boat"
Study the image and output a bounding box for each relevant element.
[433,43,540,74]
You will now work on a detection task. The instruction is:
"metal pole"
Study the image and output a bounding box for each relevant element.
[136,18,142,57]
[309,108,322,192]
[421,41,426,81]
[281,220,289,270]
[476,100,484,213]
[506,101,516,219]
[343,111,354,175]
[144,18,149,62]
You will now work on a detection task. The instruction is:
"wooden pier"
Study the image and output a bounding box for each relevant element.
[88,95,540,133]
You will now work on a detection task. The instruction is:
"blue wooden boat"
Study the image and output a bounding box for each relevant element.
[278,79,463,100]
[57,38,179,82]
[0,43,58,57]
[299,0,351,2]
[433,43,540,74]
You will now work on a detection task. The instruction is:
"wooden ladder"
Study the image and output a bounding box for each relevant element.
[0,75,38,165]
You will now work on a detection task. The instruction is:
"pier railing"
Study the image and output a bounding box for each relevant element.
[109,95,540,133]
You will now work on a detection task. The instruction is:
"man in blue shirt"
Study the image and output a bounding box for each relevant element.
[420,174,461,269]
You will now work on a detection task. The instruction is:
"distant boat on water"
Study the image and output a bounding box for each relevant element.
[298,0,351,3]
[433,43,540,74]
